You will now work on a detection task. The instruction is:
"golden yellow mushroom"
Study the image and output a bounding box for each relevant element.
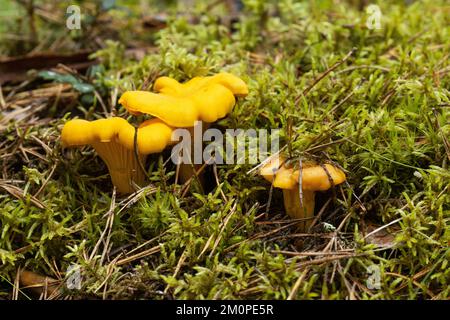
[118,72,248,127]
[118,72,248,185]
[61,117,174,194]
[153,72,249,99]
[260,155,346,232]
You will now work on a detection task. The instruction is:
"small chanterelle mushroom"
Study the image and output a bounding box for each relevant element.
[61,117,174,194]
[260,155,346,232]
[118,72,248,184]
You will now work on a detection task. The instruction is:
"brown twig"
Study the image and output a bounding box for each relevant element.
[296,48,355,103]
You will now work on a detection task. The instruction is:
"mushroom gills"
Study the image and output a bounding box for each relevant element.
[93,141,146,194]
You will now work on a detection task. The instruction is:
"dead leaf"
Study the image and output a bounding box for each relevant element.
[0,51,95,84]
[361,221,398,249]
[0,182,46,209]
[19,269,61,297]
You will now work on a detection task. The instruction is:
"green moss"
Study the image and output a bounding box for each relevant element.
[0,0,449,300]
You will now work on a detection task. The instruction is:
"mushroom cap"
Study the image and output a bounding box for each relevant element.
[154,72,249,97]
[260,155,346,191]
[259,155,286,181]
[61,117,174,155]
[118,72,248,127]
[292,164,346,191]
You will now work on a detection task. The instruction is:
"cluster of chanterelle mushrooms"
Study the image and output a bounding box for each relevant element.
[61,72,248,193]
[61,72,347,232]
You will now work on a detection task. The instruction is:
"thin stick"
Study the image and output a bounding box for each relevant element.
[89,189,116,262]
[296,48,355,101]
[363,217,402,240]
[287,268,309,300]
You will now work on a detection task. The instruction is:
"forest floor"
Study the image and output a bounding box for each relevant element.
[0,0,449,299]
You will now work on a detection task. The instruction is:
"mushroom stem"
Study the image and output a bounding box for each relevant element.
[179,162,204,188]
[283,188,316,232]
[178,122,209,189]
[93,141,146,194]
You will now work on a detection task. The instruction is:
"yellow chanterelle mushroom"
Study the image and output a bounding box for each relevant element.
[118,72,248,127]
[61,117,174,194]
[118,72,248,185]
[260,155,346,232]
